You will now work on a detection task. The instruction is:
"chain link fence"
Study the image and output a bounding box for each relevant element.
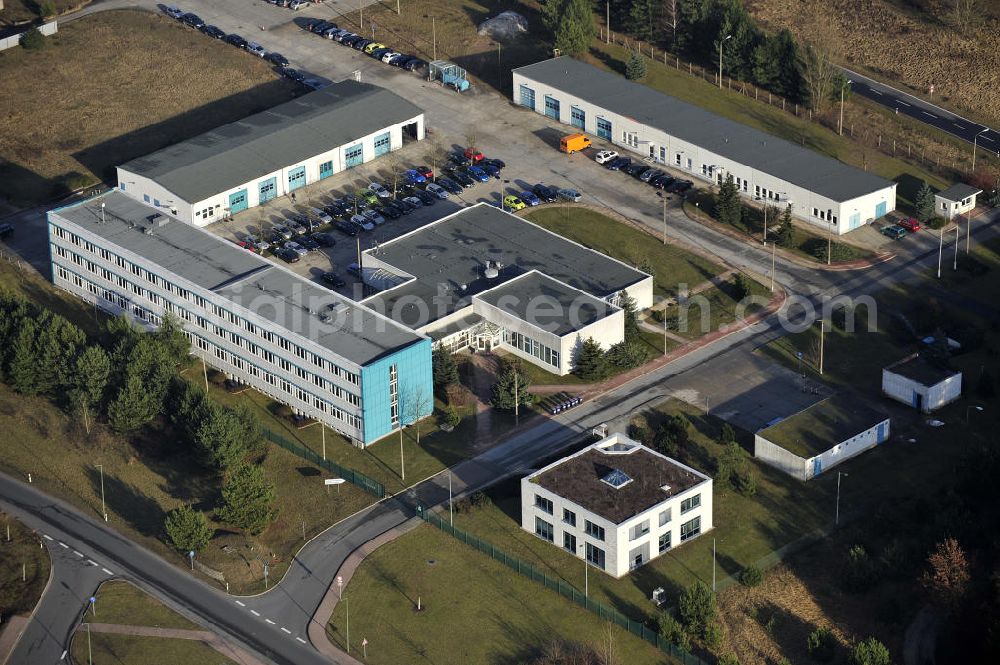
[262,427,385,498]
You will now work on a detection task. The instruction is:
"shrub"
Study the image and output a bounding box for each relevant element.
[717,655,740,665]
[926,216,947,230]
[850,637,891,665]
[740,565,763,587]
[606,339,649,369]
[679,582,717,636]
[19,27,45,50]
[164,505,213,553]
[805,238,859,263]
[442,405,461,430]
[843,544,878,592]
[731,272,751,300]
[625,49,647,80]
[807,626,836,662]
[703,621,723,648]
[39,0,57,17]
[658,613,692,652]
[719,423,736,445]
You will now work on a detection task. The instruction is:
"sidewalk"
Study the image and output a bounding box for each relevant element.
[0,617,28,665]
[79,622,271,665]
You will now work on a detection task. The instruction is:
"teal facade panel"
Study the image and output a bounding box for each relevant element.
[360,337,433,444]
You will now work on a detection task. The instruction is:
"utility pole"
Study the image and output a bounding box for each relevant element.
[662,308,668,355]
[431,16,436,61]
[953,225,959,271]
[399,426,405,481]
[359,0,363,30]
[966,211,971,254]
[96,464,107,522]
[718,35,731,89]
[762,204,768,243]
[497,42,502,93]
[770,241,776,292]
[513,368,519,425]
[818,319,825,375]
[87,623,93,665]
[937,229,943,278]
[838,79,852,135]
[661,195,667,244]
[972,128,989,172]
[201,355,209,392]
[606,1,610,44]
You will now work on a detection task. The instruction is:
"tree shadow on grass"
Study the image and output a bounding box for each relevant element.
[89,468,165,538]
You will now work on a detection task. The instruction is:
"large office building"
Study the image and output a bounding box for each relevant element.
[116,81,425,226]
[513,57,897,235]
[47,191,432,446]
[359,204,653,375]
[521,432,713,578]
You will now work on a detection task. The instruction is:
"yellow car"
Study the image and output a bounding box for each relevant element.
[503,195,526,211]
[363,42,386,55]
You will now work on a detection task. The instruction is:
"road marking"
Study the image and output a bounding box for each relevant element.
[954,123,965,129]
[43,535,53,541]
[101,568,113,575]
[871,89,883,96]
[265,619,276,625]
[982,135,996,144]
[897,100,910,107]
[235,601,246,607]
[250,610,260,617]
[59,542,68,549]
[922,111,936,118]
[296,637,307,644]
[60,650,67,660]
[281,627,291,634]
[73,550,83,557]
[87,559,98,566]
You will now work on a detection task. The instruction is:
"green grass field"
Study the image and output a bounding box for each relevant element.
[70,632,236,665]
[0,513,50,623]
[90,581,198,629]
[327,524,667,665]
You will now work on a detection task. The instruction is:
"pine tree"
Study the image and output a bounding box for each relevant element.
[573,338,608,381]
[7,319,40,395]
[69,345,111,432]
[626,49,647,80]
[154,313,192,367]
[551,0,596,56]
[490,360,533,411]
[432,346,459,391]
[164,505,213,553]
[194,403,257,472]
[715,174,742,227]
[216,464,277,536]
[108,373,158,433]
[775,204,795,247]
[618,290,640,340]
[914,181,936,223]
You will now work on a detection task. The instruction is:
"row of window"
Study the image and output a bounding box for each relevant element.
[504,330,560,369]
[51,247,362,409]
[50,228,361,385]
[197,204,221,219]
[812,207,839,224]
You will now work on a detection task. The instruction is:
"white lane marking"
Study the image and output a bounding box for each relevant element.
[250,610,260,617]
[897,100,910,107]
[954,123,965,129]
[235,601,246,607]
[296,637,307,644]
[73,550,83,557]
[58,542,68,549]
[87,559,98,566]
[265,619,276,625]
[871,89,883,95]
[43,535,53,541]
[982,135,996,144]
[922,111,936,118]
[101,568,113,575]
[281,627,291,634]
[60,650,67,659]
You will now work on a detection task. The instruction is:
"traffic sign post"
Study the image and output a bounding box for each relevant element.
[188,550,195,571]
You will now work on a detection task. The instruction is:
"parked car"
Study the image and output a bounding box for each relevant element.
[347,262,362,277]
[402,58,427,72]
[309,207,333,224]
[503,195,526,211]
[400,196,422,211]
[532,183,559,203]
[367,182,391,199]
[302,78,326,90]
[640,168,662,183]
[378,204,401,220]
[321,272,346,288]
[594,150,618,164]
[323,27,344,39]
[381,51,402,64]
[412,190,436,205]
[334,220,358,236]
[288,0,308,9]
[271,224,293,240]
[667,179,693,193]
[559,188,582,202]
[245,42,267,57]
[298,236,320,251]
[275,247,300,263]
[289,220,309,236]
[445,168,474,188]
[403,169,426,185]
[898,217,921,232]
[481,163,501,179]
[463,147,485,162]
[651,174,674,189]
[363,42,386,55]
[425,183,449,199]
[351,214,375,231]
[606,156,630,171]
[309,20,334,34]
[520,190,541,206]
[466,165,490,183]
[625,162,647,177]
[199,25,226,39]
[284,241,308,257]
[244,234,269,251]
[388,53,410,67]
[414,165,434,179]
[225,33,248,48]
[163,5,184,19]
[281,68,305,83]
[362,209,386,226]
[311,232,337,247]
[483,157,505,170]
[436,178,462,195]
[881,225,908,240]
[180,12,204,28]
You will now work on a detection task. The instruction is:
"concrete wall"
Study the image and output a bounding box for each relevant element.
[0,20,57,51]
[756,418,891,481]
[754,435,809,481]
[882,368,962,413]
[512,72,897,235]
[117,113,424,226]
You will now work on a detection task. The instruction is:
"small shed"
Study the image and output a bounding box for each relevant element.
[934,183,982,220]
[754,396,890,481]
[882,354,962,413]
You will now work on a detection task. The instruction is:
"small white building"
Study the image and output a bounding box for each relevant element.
[512,57,897,235]
[520,433,713,578]
[116,81,424,226]
[754,396,890,481]
[882,354,962,413]
[934,183,982,220]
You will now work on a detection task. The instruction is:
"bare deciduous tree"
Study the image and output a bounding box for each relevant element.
[951,0,978,29]
[922,537,970,609]
[801,43,838,112]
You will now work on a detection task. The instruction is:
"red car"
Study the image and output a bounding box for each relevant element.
[415,165,434,179]
[897,217,921,232]
[463,147,484,162]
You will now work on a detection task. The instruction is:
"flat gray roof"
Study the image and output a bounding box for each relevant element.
[475,271,616,336]
[364,204,648,328]
[936,183,981,202]
[885,355,960,386]
[50,192,424,365]
[514,58,895,203]
[118,81,423,204]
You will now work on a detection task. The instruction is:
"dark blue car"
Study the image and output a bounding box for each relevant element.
[520,190,541,206]
[466,165,490,183]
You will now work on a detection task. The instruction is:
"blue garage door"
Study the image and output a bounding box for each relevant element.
[849,212,861,230]
[596,117,612,140]
[287,166,306,192]
[543,95,560,120]
[345,143,364,168]
[875,201,887,218]
[258,177,277,203]
[876,421,887,443]
[812,458,822,477]
[519,84,535,110]
[228,189,248,214]
[319,160,333,180]
[570,106,585,129]
[373,132,391,157]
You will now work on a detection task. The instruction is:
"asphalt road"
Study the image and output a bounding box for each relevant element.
[842,66,999,152]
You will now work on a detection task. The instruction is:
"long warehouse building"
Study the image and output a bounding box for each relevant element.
[48,191,432,446]
[116,80,424,226]
[513,57,896,235]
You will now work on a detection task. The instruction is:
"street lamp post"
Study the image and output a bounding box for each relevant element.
[399,425,406,482]
[966,211,971,254]
[579,543,589,599]
[718,35,732,89]
[838,79,852,136]
[937,228,944,278]
[972,128,989,172]
[769,241,776,292]
[95,464,107,522]
[836,472,849,525]
[448,471,454,527]
[953,225,960,271]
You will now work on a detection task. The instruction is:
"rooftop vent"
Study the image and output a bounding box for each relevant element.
[660,484,672,493]
[483,260,499,279]
[600,468,632,489]
[142,227,153,235]
[147,213,169,227]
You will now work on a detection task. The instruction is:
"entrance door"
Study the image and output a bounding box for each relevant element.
[849,212,861,230]
[228,189,248,214]
[345,143,364,168]
[875,201,887,218]
[876,422,887,443]
[570,106,585,129]
[287,166,306,192]
[812,457,822,477]
[373,132,391,157]
[543,95,560,120]
[519,84,535,110]
[258,177,277,203]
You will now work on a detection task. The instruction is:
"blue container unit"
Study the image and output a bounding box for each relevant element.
[360,337,433,445]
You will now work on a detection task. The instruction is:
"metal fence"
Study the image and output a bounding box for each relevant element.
[262,427,385,498]
[417,508,709,665]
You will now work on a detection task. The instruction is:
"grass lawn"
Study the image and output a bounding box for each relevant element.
[0,512,50,622]
[70,632,236,665]
[90,581,197,630]
[586,41,950,212]
[524,206,727,300]
[327,524,668,665]
[0,9,298,204]
[927,236,1000,304]
[660,279,772,341]
[0,0,83,24]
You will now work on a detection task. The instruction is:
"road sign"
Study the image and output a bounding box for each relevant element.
[188,550,195,558]
[324,478,345,486]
